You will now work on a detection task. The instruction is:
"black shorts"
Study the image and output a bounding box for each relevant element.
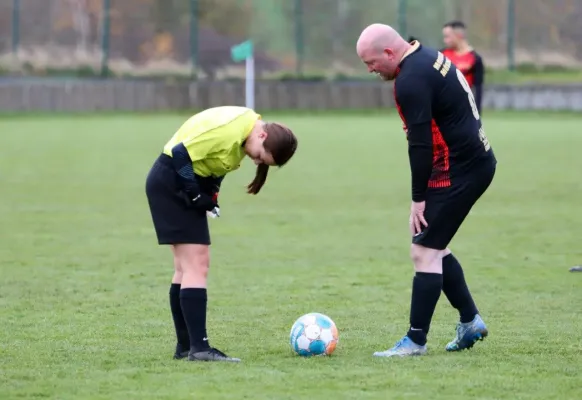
[412,162,496,250]
[145,154,210,245]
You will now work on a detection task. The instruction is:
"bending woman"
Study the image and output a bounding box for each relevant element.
[145,106,298,362]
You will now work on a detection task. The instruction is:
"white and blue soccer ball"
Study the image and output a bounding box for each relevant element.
[289,313,339,357]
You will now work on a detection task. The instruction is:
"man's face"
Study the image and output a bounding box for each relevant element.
[359,48,398,81]
[442,26,460,49]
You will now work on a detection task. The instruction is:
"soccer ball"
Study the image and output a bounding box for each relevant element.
[289,312,339,357]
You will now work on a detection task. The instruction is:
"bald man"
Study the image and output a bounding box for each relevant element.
[442,21,485,114]
[356,24,497,358]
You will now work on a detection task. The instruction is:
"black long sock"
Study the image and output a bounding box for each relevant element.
[407,272,443,346]
[442,254,479,323]
[180,288,210,351]
[169,284,189,348]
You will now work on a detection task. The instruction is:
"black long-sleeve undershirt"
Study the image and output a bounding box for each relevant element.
[171,143,200,196]
[407,122,434,202]
[171,143,225,197]
[395,75,434,202]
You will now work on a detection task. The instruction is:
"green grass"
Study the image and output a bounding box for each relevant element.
[1,112,581,400]
[486,69,582,84]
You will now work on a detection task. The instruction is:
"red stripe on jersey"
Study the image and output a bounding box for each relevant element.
[428,124,451,188]
[394,87,451,188]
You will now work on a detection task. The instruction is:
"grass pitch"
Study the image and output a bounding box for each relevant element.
[1,111,581,400]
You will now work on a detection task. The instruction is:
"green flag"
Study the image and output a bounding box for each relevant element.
[231,40,253,62]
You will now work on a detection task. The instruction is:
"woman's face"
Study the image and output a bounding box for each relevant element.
[245,130,276,166]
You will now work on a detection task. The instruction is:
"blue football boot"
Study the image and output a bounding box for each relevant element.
[373,335,427,358]
[445,314,488,352]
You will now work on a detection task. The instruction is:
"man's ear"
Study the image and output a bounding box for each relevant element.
[383,48,395,57]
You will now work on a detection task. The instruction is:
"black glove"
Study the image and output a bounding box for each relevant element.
[178,191,216,212]
[190,193,217,212]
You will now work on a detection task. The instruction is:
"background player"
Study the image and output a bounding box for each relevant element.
[442,21,485,114]
[145,106,298,362]
[356,24,497,357]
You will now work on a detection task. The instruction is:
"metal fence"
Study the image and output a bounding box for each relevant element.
[0,0,581,79]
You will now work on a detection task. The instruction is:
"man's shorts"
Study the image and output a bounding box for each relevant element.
[145,154,211,246]
[412,162,496,250]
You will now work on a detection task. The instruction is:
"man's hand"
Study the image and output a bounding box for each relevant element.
[409,201,428,236]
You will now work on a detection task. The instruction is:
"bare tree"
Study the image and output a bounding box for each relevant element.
[67,0,91,54]
[331,0,349,70]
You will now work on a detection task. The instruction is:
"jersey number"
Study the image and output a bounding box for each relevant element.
[457,69,490,150]
[434,52,490,151]
[456,68,480,120]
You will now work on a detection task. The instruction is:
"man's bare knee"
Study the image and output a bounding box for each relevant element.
[173,255,183,273]
[411,244,444,273]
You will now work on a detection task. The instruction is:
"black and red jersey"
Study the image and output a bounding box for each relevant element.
[441,48,484,113]
[441,49,483,87]
[393,42,495,201]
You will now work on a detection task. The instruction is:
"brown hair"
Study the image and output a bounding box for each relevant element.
[247,122,298,195]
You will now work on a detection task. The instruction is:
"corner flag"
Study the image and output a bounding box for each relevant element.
[231,40,255,109]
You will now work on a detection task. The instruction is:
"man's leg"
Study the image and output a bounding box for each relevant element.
[373,169,495,358]
[438,164,496,352]
[373,186,453,358]
[373,244,444,357]
[441,249,488,351]
[406,245,444,346]
[442,250,479,323]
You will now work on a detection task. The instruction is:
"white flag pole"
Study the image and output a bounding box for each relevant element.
[245,54,255,109]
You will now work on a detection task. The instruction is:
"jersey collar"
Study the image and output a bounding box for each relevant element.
[399,40,421,64]
[394,40,421,78]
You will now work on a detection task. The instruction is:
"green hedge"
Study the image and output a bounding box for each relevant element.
[1,64,582,83]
